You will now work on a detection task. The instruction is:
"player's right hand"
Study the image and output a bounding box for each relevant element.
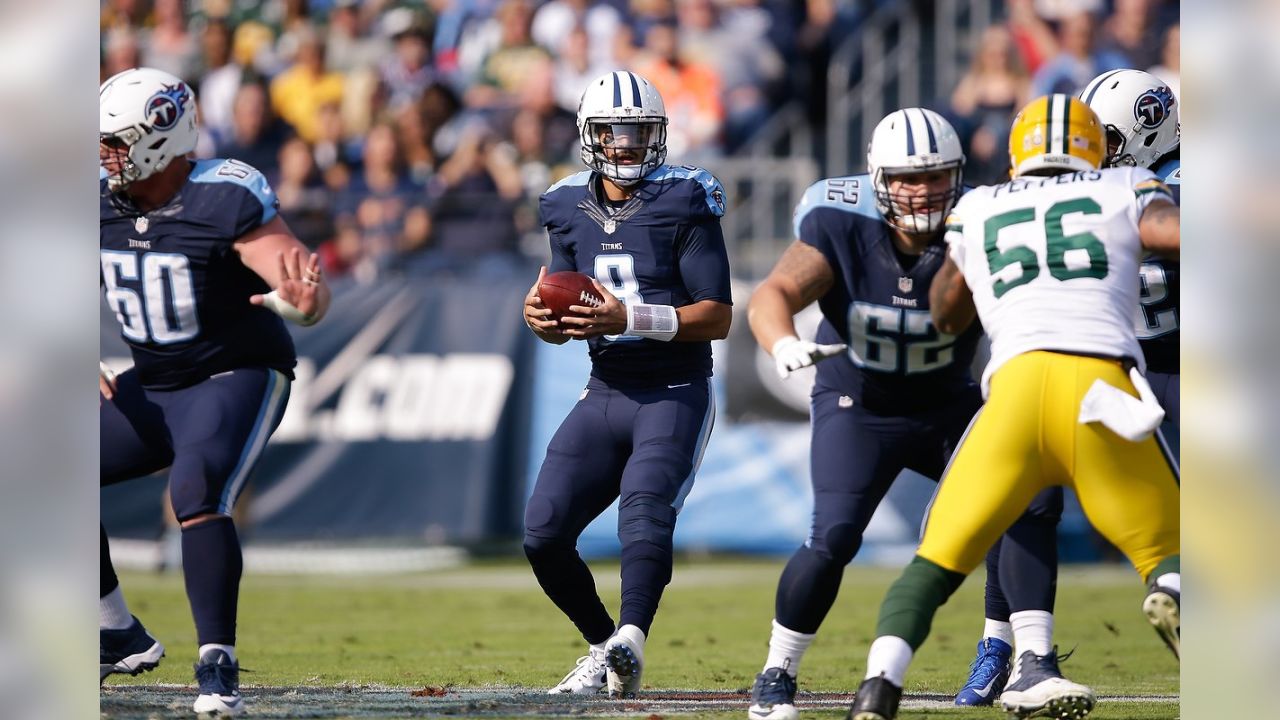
[524,266,559,335]
[771,336,848,379]
[99,361,117,402]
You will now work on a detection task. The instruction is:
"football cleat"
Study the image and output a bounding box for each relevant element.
[547,647,608,695]
[605,624,645,698]
[100,615,165,683]
[955,637,1013,706]
[846,674,902,720]
[1143,583,1179,661]
[192,649,244,717]
[998,647,1095,719]
[748,666,799,720]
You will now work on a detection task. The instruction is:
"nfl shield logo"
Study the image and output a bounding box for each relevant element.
[603,219,617,234]
[134,216,149,233]
[898,276,913,293]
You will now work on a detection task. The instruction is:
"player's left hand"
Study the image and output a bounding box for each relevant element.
[250,248,323,317]
[559,279,628,339]
[99,361,117,403]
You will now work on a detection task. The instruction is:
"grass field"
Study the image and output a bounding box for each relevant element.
[100,558,1178,719]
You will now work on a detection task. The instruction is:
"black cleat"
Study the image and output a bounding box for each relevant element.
[846,674,902,720]
[100,616,165,683]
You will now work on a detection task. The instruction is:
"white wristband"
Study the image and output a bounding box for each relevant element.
[625,302,679,341]
[260,290,318,326]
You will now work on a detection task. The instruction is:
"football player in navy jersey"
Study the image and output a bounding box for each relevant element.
[1081,69,1180,458]
[743,108,1064,719]
[99,68,330,717]
[521,71,732,698]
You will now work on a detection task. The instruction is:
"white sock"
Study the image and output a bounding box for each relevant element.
[764,619,816,678]
[1010,610,1054,658]
[99,586,133,630]
[1154,573,1180,594]
[983,618,1013,645]
[863,636,912,687]
[198,643,237,664]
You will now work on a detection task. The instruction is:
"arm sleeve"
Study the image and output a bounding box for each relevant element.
[228,163,281,238]
[796,210,844,272]
[548,231,575,273]
[677,219,733,304]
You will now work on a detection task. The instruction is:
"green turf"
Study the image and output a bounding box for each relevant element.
[108,558,1177,716]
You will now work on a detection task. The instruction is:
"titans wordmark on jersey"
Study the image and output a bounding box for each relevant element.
[100,158,296,390]
[540,164,732,389]
[793,174,981,412]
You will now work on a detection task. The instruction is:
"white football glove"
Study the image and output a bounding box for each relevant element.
[771,335,848,380]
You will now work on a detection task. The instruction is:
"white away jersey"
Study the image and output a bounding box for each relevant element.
[945,166,1174,395]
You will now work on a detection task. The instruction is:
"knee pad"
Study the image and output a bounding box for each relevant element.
[522,533,572,565]
[815,521,863,565]
[617,495,677,547]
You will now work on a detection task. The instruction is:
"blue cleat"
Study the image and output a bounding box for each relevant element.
[748,666,799,720]
[193,649,244,717]
[100,615,165,683]
[954,637,1012,706]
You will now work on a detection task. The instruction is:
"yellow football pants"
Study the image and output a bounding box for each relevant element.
[917,351,1180,580]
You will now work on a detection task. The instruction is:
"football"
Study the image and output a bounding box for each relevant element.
[539,271,604,323]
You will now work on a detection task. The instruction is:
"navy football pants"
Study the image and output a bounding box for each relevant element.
[1147,370,1179,462]
[775,385,1062,634]
[524,376,714,643]
[101,367,291,518]
[101,366,290,645]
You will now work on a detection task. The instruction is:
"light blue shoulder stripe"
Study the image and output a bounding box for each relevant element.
[645,164,725,217]
[793,173,878,237]
[189,158,278,225]
[99,166,108,181]
[545,170,592,194]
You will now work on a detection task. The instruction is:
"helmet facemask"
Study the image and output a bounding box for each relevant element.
[579,118,667,187]
[872,164,964,235]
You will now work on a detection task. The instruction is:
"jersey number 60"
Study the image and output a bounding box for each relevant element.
[101,250,200,344]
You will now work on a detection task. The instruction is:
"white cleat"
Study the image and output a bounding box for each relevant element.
[1143,586,1180,661]
[605,624,645,698]
[998,648,1095,719]
[547,647,607,695]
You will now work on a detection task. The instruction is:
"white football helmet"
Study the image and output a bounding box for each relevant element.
[1079,69,1179,169]
[100,67,199,191]
[866,108,965,234]
[577,71,668,186]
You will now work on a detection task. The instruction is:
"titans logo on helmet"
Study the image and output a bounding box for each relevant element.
[1134,87,1175,129]
[145,84,189,131]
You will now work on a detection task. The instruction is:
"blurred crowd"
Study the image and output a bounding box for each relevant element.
[101,0,1178,279]
[944,0,1179,184]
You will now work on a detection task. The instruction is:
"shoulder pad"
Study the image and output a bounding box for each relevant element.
[644,164,726,217]
[544,170,592,196]
[793,174,878,237]
[190,158,276,224]
[1153,156,1181,185]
